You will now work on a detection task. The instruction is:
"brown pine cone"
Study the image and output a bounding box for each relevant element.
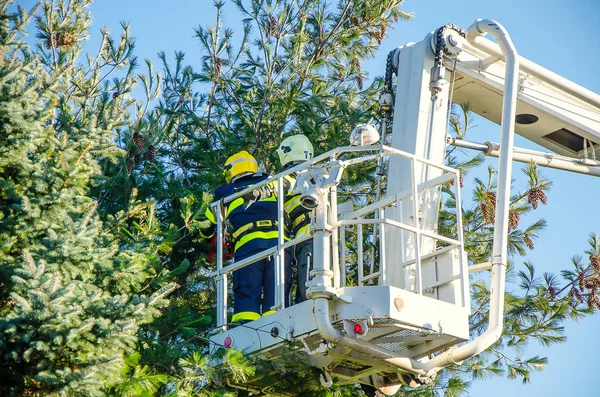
[214,57,223,78]
[524,234,534,250]
[45,34,58,49]
[528,189,539,209]
[459,173,464,188]
[133,132,144,150]
[56,32,76,49]
[134,153,141,165]
[508,210,520,231]
[538,189,548,205]
[573,287,584,303]
[578,273,586,291]
[480,202,494,224]
[591,254,600,272]
[487,191,497,205]
[266,16,277,38]
[126,157,134,174]
[356,76,363,90]
[547,285,556,300]
[147,145,156,163]
[375,25,387,45]
[593,297,600,310]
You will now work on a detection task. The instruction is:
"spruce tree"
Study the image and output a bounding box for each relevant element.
[0,1,173,395]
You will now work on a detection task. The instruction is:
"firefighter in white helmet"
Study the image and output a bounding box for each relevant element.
[276,135,314,303]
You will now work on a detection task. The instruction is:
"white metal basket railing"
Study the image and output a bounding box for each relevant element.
[210,145,467,329]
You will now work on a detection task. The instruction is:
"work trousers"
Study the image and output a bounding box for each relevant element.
[233,249,292,318]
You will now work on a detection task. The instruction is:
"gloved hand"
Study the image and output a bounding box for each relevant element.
[241,184,274,209]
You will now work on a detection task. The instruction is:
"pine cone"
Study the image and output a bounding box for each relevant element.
[214,57,223,78]
[266,16,277,38]
[568,289,576,306]
[133,132,144,150]
[538,189,548,205]
[356,76,363,90]
[547,285,556,300]
[126,157,134,174]
[578,273,586,291]
[480,202,493,224]
[56,32,76,49]
[591,254,600,272]
[351,57,361,72]
[587,287,598,310]
[147,145,156,163]
[524,234,534,250]
[134,153,141,165]
[45,34,58,49]
[508,210,520,231]
[459,173,464,188]
[573,287,584,303]
[375,25,387,45]
[487,191,497,206]
[527,189,539,209]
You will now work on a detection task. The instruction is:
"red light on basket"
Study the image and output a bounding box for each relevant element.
[224,336,233,348]
[353,323,364,335]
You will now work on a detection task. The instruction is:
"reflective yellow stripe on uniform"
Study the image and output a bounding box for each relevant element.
[292,213,307,228]
[234,230,287,252]
[284,195,303,213]
[232,220,277,240]
[295,223,311,238]
[232,311,260,322]
[225,197,244,219]
[225,194,278,219]
[200,207,216,238]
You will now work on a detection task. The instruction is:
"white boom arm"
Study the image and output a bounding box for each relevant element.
[384,18,600,372]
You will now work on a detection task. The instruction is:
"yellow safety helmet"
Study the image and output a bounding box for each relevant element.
[224,151,258,183]
[276,135,314,167]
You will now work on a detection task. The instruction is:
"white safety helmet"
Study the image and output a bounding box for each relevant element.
[349,123,380,146]
[276,135,314,167]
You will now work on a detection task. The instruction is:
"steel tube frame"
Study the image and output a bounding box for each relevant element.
[274,176,285,310]
[216,201,227,328]
[310,18,521,379]
[421,18,519,371]
[467,27,600,109]
[449,138,600,177]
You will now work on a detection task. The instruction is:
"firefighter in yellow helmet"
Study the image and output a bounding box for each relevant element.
[200,151,292,323]
[276,135,314,303]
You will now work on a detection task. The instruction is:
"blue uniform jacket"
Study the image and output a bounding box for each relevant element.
[201,173,282,259]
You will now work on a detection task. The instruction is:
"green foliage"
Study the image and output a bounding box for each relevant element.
[1,1,597,396]
[0,0,175,395]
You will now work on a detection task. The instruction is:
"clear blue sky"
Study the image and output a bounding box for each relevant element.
[20,0,600,395]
